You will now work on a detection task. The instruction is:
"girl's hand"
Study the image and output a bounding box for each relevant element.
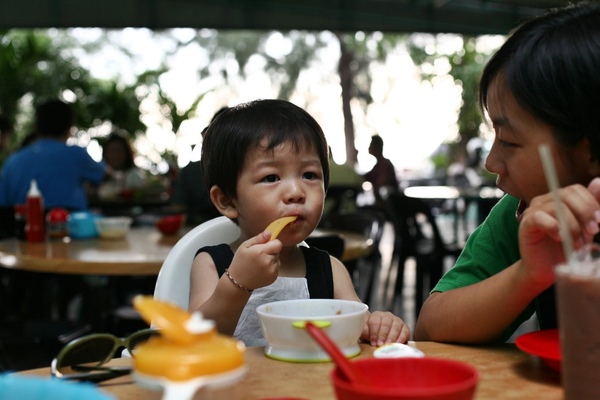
[227,230,283,291]
[360,311,410,346]
[518,178,600,288]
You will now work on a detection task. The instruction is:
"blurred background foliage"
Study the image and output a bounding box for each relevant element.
[0,28,502,178]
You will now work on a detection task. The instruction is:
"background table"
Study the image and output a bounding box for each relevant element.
[0,226,372,276]
[403,185,504,244]
[19,341,562,399]
[311,228,374,262]
[0,226,182,276]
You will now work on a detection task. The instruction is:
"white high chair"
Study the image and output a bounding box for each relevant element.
[153,216,240,310]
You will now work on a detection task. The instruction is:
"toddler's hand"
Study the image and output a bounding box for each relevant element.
[228,231,283,290]
[360,311,410,346]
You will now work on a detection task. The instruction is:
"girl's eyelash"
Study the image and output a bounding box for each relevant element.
[499,139,516,148]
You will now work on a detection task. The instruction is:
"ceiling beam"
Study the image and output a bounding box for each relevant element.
[0,0,573,35]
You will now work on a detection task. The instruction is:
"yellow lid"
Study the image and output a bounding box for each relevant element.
[132,296,245,381]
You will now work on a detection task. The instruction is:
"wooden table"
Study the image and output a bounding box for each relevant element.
[0,227,372,276]
[0,226,184,276]
[18,341,562,399]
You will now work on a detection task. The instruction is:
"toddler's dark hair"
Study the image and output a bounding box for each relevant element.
[201,99,330,199]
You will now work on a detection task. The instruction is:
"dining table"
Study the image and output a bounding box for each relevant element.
[0,226,372,276]
[0,223,377,353]
[0,226,182,276]
[310,228,374,263]
[17,341,562,399]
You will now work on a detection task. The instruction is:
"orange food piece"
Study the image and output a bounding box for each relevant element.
[266,216,297,241]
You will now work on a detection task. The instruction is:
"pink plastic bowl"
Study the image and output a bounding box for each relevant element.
[331,357,479,400]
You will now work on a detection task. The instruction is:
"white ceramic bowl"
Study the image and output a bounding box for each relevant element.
[256,299,369,362]
[95,216,133,240]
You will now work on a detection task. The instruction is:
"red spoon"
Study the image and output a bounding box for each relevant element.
[304,321,370,386]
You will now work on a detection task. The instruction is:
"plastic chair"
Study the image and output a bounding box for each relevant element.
[383,192,463,315]
[153,216,240,310]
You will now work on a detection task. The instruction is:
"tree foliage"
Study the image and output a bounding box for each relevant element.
[335,31,406,164]
[0,30,153,166]
[1,28,503,177]
[408,34,501,165]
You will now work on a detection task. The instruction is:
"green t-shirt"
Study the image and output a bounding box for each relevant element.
[433,194,544,341]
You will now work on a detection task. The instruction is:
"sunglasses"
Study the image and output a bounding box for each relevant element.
[51,328,157,383]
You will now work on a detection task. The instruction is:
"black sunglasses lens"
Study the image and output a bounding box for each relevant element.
[59,337,115,371]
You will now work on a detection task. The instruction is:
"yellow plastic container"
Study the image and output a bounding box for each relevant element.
[132,296,246,400]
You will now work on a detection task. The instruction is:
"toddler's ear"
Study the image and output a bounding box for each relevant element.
[209,186,239,219]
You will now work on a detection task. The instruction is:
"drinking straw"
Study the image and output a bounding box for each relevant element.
[538,144,574,260]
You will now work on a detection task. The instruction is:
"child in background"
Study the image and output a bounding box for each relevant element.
[97,132,147,199]
[189,99,409,347]
[415,2,600,343]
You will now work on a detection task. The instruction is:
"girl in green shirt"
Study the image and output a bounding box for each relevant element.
[415,2,600,343]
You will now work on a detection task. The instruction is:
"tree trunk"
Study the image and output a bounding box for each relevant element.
[337,35,358,165]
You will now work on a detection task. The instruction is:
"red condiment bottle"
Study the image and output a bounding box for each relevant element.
[25,179,46,242]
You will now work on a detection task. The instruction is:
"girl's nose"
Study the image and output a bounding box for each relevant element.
[484,142,505,176]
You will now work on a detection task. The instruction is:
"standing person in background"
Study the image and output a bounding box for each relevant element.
[96,132,148,200]
[0,99,107,211]
[364,135,399,208]
[170,107,228,226]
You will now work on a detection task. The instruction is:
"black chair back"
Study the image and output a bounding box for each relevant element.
[304,234,345,260]
[383,192,463,314]
[319,209,387,305]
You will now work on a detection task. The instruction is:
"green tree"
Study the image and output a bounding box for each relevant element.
[408,34,502,166]
[179,29,407,166]
[0,29,151,167]
[0,30,90,152]
[336,31,405,164]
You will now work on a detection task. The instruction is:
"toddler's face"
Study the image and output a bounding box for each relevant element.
[484,80,593,205]
[231,139,325,245]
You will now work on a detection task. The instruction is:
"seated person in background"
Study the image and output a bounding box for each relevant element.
[170,108,227,226]
[189,99,409,347]
[0,99,106,210]
[415,2,600,344]
[96,132,148,200]
[363,135,399,208]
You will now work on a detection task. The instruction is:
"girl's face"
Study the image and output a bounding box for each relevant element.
[484,79,594,206]
[229,139,325,245]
